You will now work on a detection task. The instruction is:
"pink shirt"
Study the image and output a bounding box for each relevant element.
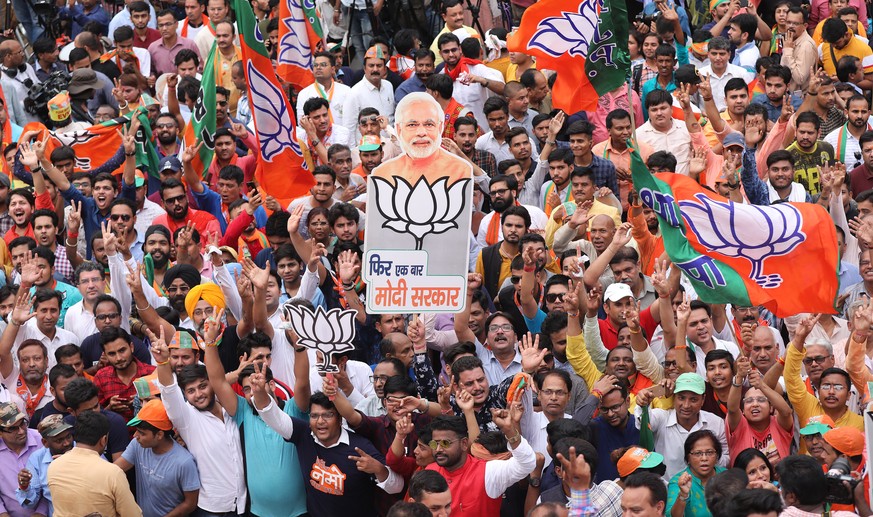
[809,0,868,31]
[589,88,644,145]
[726,416,793,467]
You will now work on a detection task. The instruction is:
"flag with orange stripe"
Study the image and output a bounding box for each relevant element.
[233,0,313,205]
[182,42,217,179]
[276,0,325,91]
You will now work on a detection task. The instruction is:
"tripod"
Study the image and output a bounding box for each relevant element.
[462,0,485,37]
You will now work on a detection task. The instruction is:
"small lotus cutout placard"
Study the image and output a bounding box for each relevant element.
[280,303,356,373]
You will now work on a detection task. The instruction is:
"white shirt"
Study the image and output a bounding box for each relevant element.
[135,198,167,237]
[446,63,505,130]
[475,131,513,164]
[732,42,760,72]
[635,407,729,479]
[697,63,755,111]
[476,205,549,248]
[13,320,81,371]
[475,339,522,385]
[341,78,395,138]
[295,124,353,149]
[63,301,96,342]
[825,125,867,169]
[690,337,741,377]
[355,395,387,417]
[107,3,158,43]
[268,328,296,388]
[158,378,247,513]
[106,47,152,78]
[309,359,376,407]
[332,173,365,202]
[296,80,352,126]
[636,118,692,176]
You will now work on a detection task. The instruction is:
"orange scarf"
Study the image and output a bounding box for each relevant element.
[484,202,519,246]
[180,14,210,38]
[445,57,483,81]
[16,374,47,417]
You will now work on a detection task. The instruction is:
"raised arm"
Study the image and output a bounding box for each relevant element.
[697,74,725,134]
[454,273,480,343]
[182,141,206,193]
[241,257,274,338]
[199,309,239,416]
[290,333,311,412]
[749,365,793,432]
[518,245,540,319]
[0,290,33,379]
[583,222,633,287]
[320,372,364,428]
[727,356,750,432]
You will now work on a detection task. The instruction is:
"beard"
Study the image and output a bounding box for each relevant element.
[399,134,442,159]
[491,197,513,212]
[157,132,177,145]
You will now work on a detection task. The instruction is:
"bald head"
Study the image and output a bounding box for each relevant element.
[749,326,778,372]
[589,215,617,253]
[0,40,22,67]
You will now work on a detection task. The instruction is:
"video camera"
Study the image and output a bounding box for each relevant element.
[25,70,70,124]
[824,457,861,505]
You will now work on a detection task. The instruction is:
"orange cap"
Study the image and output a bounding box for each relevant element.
[617,447,664,477]
[127,399,173,431]
[824,427,865,456]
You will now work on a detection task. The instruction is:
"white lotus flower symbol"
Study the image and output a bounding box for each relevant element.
[283,303,357,373]
[278,0,314,70]
[678,193,806,288]
[528,0,599,58]
[246,61,302,162]
[371,176,471,250]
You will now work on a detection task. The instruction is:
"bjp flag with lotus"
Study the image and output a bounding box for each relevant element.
[630,146,839,317]
[507,0,631,113]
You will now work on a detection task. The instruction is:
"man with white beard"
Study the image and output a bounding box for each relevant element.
[370,93,472,184]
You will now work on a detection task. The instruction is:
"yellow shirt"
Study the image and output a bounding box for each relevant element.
[504,62,536,83]
[544,198,621,249]
[813,19,866,45]
[475,244,514,291]
[784,343,864,453]
[486,55,512,79]
[820,36,873,76]
[430,25,480,66]
[48,447,142,517]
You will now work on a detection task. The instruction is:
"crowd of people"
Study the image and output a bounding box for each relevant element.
[0,0,872,515]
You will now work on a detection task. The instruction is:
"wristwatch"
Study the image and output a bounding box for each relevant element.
[528,476,541,488]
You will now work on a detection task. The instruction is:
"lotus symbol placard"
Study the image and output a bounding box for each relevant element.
[371,176,470,250]
[678,193,805,288]
[282,303,357,373]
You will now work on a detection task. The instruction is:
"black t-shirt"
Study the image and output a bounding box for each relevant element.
[217,325,242,374]
[29,401,67,429]
[64,409,130,459]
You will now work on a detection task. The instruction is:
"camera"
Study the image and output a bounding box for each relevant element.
[635,11,661,25]
[25,70,70,124]
[824,457,861,505]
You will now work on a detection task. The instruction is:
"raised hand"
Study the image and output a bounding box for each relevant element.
[348,447,387,475]
[555,446,592,492]
[249,360,269,397]
[18,140,39,169]
[735,355,751,380]
[677,471,692,497]
[592,374,618,396]
[585,284,603,316]
[548,111,565,140]
[19,252,40,287]
[236,271,253,302]
[675,293,692,323]
[651,259,670,298]
[624,298,641,332]
[67,200,82,231]
[456,388,475,413]
[568,199,594,230]
[520,332,547,373]
[611,222,633,248]
[780,94,795,122]
[287,204,304,235]
[145,326,170,365]
[689,146,707,177]
[852,296,873,333]
[794,313,819,346]
[9,289,34,326]
[230,122,249,139]
[201,307,225,344]
[337,250,360,284]
[697,73,713,101]
[467,272,483,291]
[182,141,203,164]
[242,257,270,290]
[395,414,413,437]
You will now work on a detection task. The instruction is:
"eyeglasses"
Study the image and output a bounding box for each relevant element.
[309,412,336,421]
[742,396,768,404]
[109,214,132,222]
[490,187,510,197]
[166,285,190,295]
[369,374,390,383]
[72,181,91,189]
[313,62,332,68]
[543,353,554,362]
[489,324,513,333]
[820,383,846,392]
[663,360,678,368]
[95,312,120,322]
[359,115,379,124]
[216,100,228,107]
[155,122,176,129]
[384,396,404,405]
[428,439,458,450]
[545,292,565,303]
[802,355,831,366]
[163,194,187,205]
[599,402,625,414]
[689,450,718,458]
[510,275,521,285]
[540,389,567,397]
[0,419,27,432]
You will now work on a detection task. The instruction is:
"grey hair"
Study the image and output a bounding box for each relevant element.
[804,339,833,354]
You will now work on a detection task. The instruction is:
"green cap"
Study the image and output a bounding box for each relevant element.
[674,373,706,395]
[0,402,25,427]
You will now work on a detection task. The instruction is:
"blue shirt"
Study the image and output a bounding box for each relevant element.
[58,3,109,37]
[523,309,547,334]
[667,466,727,516]
[29,281,82,328]
[642,0,691,37]
[641,75,676,116]
[121,440,200,517]
[394,74,426,104]
[233,396,308,517]
[16,446,54,516]
[589,415,641,483]
[751,93,803,122]
[60,179,137,259]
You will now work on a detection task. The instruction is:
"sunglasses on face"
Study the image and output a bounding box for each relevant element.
[164,194,186,205]
[110,214,132,222]
[545,292,565,303]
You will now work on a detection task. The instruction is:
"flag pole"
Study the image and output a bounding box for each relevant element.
[627,80,638,143]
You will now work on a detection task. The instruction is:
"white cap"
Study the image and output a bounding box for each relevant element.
[603,282,634,303]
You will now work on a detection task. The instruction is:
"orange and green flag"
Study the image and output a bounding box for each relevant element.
[182,42,217,179]
[507,0,631,113]
[630,146,839,317]
[276,0,324,91]
[233,0,314,206]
